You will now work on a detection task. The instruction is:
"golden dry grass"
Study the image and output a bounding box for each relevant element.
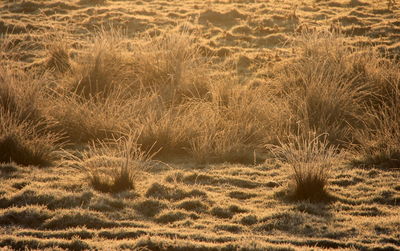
[0,0,399,250]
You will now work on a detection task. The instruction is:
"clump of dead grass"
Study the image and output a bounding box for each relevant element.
[67,132,156,193]
[272,30,400,171]
[354,79,400,168]
[45,38,70,73]
[271,133,337,202]
[68,28,127,99]
[43,27,288,162]
[0,67,62,166]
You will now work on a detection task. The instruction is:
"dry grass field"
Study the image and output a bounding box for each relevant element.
[0,0,399,250]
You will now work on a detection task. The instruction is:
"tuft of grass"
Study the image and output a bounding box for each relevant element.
[0,112,62,166]
[45,89,138,143]
[0,65,63,166]
[355,83,400,169]
[276,31,400,147]
[128,28,211,104]
[187,82,287,163]
[89,166,135,194]
[271,133,337,202]
[68,131,156,193]
[46,40,70,73]
[42,30,73,74]
[0,66,43,124]
[69,28,126,99]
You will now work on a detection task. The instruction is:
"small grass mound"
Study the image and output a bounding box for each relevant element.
[88,196,125,212]
[0,206,53,228]
[0,236,90,251]
[2,189,93,210]
[214,224,242,233]
[43,210,119,230]
[238,214,258,225]
[0,163,18,174]
[134,199,167,217]
[176,199,208,213]
[257,211,305,232]
[156,210,188,224]
[145,182,207,201]
[210,205,247,219]
[228,191,257,200]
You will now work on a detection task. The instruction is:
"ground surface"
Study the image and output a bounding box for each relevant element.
[0,0,399,250]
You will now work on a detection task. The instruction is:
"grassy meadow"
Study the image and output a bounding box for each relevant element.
[0,0,399,250]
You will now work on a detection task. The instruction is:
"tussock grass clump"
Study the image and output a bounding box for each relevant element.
[0,66,62,166]
[45,29,141,143]
[356,98,400,168]
[0,109,61,167]
[129,29,211,104]
[45,39,70,73]
[277,32,368,145]
[0,66,43,123]
[45,90,137,143]
[68,132,155,193]
[89,166,135,194]
[272,30,400,170]
[188,81,287,163]
[271,133,337,202]
[69,29,127,99]
[277,31,398,146]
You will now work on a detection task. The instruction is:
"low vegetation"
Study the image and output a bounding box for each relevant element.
[0,0,399,249]
[271,133,337,202]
